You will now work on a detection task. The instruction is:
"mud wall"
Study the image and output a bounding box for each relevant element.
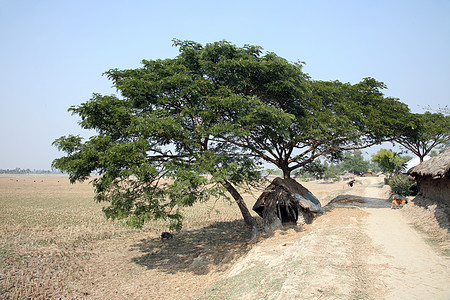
[417,176,450,204]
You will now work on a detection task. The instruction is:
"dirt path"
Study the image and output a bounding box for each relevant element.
[198,177,450,299]
[363,178,450,299]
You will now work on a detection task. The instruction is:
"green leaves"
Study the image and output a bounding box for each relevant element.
[393,111,450,160]
[340,151,370,174]
[388,174,417,196]
[371,149,411,178]
[52,135,83,155]
[53,39,415,229]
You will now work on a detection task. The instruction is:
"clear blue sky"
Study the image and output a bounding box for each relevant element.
[1,0,449,170]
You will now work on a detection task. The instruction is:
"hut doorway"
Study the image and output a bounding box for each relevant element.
[279,203,299,224]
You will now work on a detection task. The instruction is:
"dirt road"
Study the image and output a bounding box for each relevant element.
[364,178,450,299]
[198,177,450,299]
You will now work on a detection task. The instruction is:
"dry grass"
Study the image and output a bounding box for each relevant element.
[0,175,137,298]
[0,174,347,299]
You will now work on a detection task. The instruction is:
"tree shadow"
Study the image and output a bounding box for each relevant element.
[130,219,259,275]
[129,216,309,276]
[130,181,395,276]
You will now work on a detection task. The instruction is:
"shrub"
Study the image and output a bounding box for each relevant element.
[388,174,417,196]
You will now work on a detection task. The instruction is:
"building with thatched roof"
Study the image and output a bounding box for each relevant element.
[408,149,450,203]
[252,177,324,232]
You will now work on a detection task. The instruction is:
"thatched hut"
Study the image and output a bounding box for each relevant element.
[252,177,324,232]
[408,149,450,204]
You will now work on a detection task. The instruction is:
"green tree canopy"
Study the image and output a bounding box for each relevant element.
[53,40,277,232]
[213,77,409,178]
[340,150,370,174]
[53,40,410,231]
[371,149,411,178]
[394,111,449,162]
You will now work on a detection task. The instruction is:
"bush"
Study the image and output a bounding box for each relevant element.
[388,174,417,196]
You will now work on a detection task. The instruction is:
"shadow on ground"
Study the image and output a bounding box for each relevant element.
[130,218,306,275]
[130,181,391,276]
[130,220,255,275]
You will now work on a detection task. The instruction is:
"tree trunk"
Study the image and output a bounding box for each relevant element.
[282,166,291,179]
[222,180,258,238]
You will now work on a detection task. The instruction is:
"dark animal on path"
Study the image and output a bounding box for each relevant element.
[161,232,173,241]
[391,196,408,209]
[347,179,356,187]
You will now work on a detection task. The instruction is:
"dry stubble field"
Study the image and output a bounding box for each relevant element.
[0,174,349,299]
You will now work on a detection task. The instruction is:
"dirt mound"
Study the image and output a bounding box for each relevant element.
[198,208,384,299]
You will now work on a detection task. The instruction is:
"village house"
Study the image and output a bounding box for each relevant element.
[408,149,450,203]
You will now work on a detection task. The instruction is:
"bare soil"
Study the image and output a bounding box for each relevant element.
[1,175,449,299]
[197,177,450,299]
[362,178,450,299]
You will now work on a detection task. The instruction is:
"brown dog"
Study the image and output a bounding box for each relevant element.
[391,196,408,209]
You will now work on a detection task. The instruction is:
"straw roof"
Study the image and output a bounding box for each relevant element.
[408,149,450,179]
[405,155,431,171]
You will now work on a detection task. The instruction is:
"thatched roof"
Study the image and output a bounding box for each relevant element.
[408,149,450,179]
[252,177,324,232]
[252,177,323,218]
[405,155,431,171]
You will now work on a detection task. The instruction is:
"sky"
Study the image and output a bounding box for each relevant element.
[0,0,449,170]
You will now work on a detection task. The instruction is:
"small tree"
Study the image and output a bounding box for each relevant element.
[323,163,342,180]
[388,174,417,196]
[293,160,327,180]
[371,149,411,179]
[340,150,370,174]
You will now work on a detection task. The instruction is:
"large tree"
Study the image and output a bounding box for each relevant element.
[53,40,409,232]
[53,40,307,234]
[394,111,450,162]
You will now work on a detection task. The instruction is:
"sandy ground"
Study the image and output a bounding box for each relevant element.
[198,177,450,299]
[364,178,450,299]
[2,176,449,299]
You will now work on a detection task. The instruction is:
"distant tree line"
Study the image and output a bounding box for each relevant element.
[293,149,414,181]
[292,150,373,180]
[0,168,63,174]
[0,168,32,174]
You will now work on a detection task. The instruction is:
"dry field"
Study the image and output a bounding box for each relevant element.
[0,174,348,299]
